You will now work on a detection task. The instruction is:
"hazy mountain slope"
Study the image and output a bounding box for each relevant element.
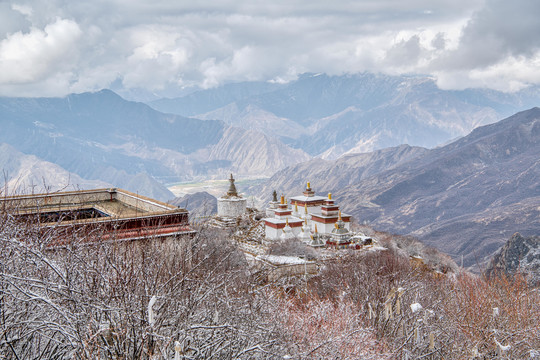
[263,108,540,267]
[0,90,224,180]
[0,143,109,194]
[300,91,499,156]
[1,90,225,153]
[148,73,540,157]
[0,143,175,201]
[195,103,308,139]
[149,81,282,116]
[98,168,175,201]
[342,108,540,266]
[259,144,428,199]
[170,192,218,217]
[202,127,311,177]
[0,90,310,186]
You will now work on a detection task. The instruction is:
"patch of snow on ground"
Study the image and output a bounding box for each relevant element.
[257,255,309,265]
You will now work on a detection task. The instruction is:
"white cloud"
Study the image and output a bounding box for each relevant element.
[11,4,33,17]
[0,18,81,89]
[1,0,539,96]
[435,52,540,92]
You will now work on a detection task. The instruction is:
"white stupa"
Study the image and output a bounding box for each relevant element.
[217,174,247,218]
[279,218,296,241]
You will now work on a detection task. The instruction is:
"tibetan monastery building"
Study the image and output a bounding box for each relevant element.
[0,188,195,245]
[263,182,351,245]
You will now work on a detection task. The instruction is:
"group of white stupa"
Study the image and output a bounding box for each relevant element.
[263,182,364,248]
[217,175,370,248]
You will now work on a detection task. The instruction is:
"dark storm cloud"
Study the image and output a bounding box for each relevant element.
[433,0,540,70]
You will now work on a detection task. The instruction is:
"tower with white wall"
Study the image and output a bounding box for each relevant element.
[217,174,247,218]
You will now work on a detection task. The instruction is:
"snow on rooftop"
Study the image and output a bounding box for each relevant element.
[364,245,387,252]
[289,195,327,202]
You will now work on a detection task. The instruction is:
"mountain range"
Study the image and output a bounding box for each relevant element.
[170,191,218,218]
[0,90,308,199]
[0,143,177,200]
[0,143,108,194]
[149,73,540,158]
[1,72,539,262]
[261,108,540,267]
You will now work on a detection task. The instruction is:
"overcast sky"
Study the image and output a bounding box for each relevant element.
[1,0,539,98]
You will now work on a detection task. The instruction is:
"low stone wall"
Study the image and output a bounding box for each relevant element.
[267,262,318,282]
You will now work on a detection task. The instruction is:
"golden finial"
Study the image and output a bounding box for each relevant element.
[338,210,342,220]
[295,202,298,211]
[307,181,311,189]
[280,195,285,205]
[285,218,289,226]
[314,224,318,233]
[328,193,332,200]
[304,204,308,213]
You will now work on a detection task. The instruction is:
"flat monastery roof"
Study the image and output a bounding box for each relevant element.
[1,188,195,244]
[289,195,327,202]
[0,188,186,226]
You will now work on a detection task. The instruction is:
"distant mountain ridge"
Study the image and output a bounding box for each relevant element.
[0,90,309,199]
[0,143,108,194]
[262,108,540,267]
[0,143,175,201]
[170,192,218,217]
[149,73,540,158]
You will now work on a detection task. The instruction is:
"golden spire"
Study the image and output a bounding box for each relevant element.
[314,224,318,233]
[304,204,308,213]
[328,193,332,200]
[280,194,285,205]
[285,218,289,226]
[295,202,298,212]
[307,181,311,189]
[338,210,342,221]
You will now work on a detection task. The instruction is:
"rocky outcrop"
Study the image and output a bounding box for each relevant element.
[486,233,540,285]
